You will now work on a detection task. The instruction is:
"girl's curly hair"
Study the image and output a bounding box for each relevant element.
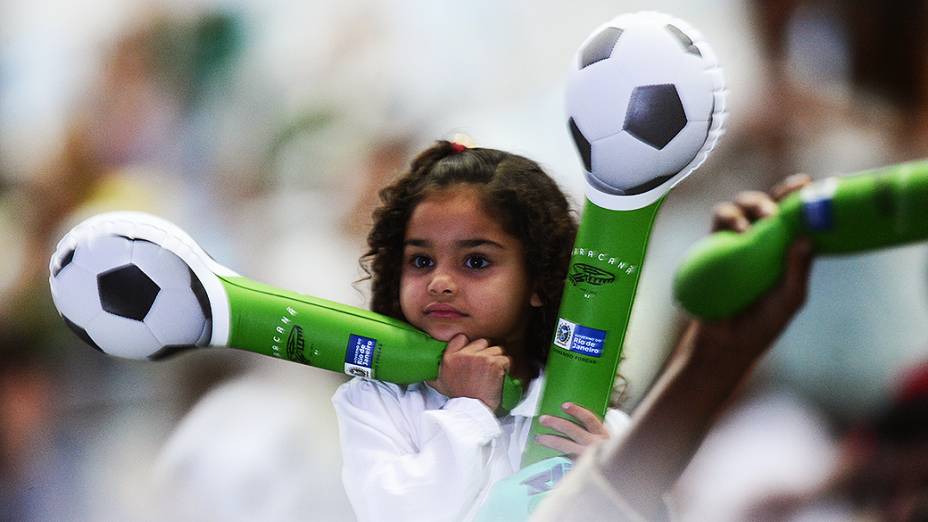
[360,140,577,377]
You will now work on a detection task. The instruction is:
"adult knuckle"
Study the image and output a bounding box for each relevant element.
[712,201,737,217]
[735,190,767,206]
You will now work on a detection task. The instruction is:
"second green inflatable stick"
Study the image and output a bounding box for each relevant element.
[476,12,727,520]
[674,159,928,320]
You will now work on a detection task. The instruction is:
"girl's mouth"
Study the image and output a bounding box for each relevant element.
[424,303,467,319]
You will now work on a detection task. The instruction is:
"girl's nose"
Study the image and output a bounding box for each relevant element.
[427,272,457,295]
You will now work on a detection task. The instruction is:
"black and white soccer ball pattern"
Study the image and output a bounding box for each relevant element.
[567,11,727,210]
[49,230,212,360]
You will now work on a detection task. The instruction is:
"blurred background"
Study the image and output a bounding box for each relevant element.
[1,0,926,520]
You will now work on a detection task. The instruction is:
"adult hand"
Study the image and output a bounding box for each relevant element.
[699,173,815,359]
[576,174,819,522]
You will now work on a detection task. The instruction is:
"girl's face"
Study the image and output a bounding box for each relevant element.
[399,186,542,348]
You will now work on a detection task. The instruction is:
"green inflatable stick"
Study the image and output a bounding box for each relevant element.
[523,10,726,466]
[521,199,664,464]
[48,211,522,412]
[473,199,669,522]
[674,159,928,320]
[475,11,727,521]
[221,276,521,411]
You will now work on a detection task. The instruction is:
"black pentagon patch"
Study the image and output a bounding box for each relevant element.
[569,118,592,172]
[54,247,76,277]
[98,264,160,321]
[62,316,104,353]
[624,174,675,196]
[148,345,198,361]
[623,84,686,150]
[665,24,701,57]
[580,27,623,68]
[189,268,211,320]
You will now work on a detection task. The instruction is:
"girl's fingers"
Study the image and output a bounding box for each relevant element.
[534,434,584,456]
[481,345,505,357]
[496,355,512,372]
[460,338,490,353]
[539,414,590,444]
[468,343,510,371]
[560,402,609,436]
[536,404,610,458]
[444,334,470,353]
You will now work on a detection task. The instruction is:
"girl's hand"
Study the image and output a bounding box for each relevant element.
[535,402,609,458]
[428,334,511,411]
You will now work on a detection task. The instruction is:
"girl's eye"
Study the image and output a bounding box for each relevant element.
[411,255,433,269]
[464,255,490,270]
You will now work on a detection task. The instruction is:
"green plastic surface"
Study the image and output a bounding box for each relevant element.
[674,160,928,319]
[219,276,523,411]
[522,197,663,465]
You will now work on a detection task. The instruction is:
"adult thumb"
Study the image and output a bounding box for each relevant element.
[782,237,815,312]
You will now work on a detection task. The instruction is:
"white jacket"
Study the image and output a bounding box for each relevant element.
[331,375,629,522]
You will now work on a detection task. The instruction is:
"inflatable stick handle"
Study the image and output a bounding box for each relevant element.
[48,211,523,412]
[674,160,928,319]
[220,275,525,412]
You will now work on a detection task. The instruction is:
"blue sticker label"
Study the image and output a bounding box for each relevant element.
[799,178,838,232]
[571,325,607,357]
[553,318,606,357]
[345,334,377,378]
[802,198,834,231]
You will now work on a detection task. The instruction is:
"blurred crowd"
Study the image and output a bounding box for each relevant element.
[1,0,926,520]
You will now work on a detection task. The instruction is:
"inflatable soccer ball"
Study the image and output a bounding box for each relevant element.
[48,213,231,360]
[566,11,726,210]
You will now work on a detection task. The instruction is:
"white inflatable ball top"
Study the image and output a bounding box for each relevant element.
[566,11,727,210]
[49,232,211,360]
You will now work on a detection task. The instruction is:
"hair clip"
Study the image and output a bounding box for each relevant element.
[449,142,467,154]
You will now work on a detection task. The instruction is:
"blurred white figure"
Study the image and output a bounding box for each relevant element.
[152,364,355,522]
[149,163,368,521]
[671,391,840,521]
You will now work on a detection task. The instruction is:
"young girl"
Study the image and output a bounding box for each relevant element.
[331,140,629,521]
